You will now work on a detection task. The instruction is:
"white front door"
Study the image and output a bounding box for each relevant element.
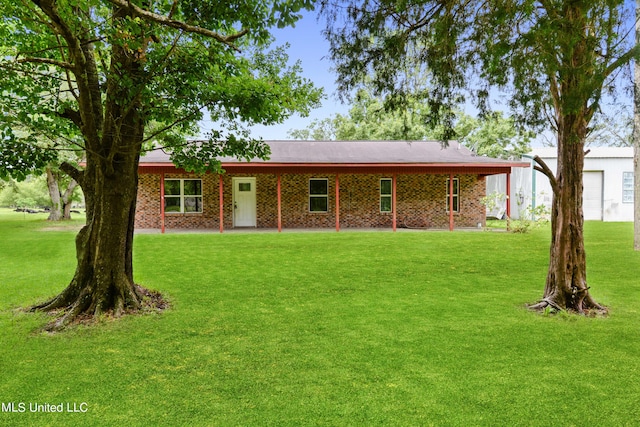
[233,177,257,227]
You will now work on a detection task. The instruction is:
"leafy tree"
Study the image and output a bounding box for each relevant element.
[586,107,632,147]
[320,0,640,314]
[0,0,321,330]
[289,88,436,140]
[290,89,531,160]
[0,176,51,208]
[449,111,532,160]
[0,171,82,216]
[0,117,82,219]
[289,117,338,140]
[45,165,81,221]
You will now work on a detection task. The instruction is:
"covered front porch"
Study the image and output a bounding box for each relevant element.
[136,141,528,233]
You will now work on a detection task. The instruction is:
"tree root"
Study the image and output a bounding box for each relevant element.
[527,297,608,317]
[31,284,169,332]
[527,298,562,313]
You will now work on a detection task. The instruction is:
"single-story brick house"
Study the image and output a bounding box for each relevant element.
[136,140,528,232]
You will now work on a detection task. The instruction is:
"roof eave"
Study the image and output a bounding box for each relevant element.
[138,161,529,175]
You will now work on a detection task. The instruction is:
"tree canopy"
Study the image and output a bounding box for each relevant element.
[289,88,532,159]
[288,88,436,140]
[319,0,637,137]
[319,0,639,314]
[0,0,322,330]
[455,111,532,159]
[0,0,322,179]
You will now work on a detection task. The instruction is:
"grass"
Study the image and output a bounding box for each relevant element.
[1,207,640,426]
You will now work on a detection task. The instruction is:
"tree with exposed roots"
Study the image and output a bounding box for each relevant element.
[320,0,640,314]
[0,0,321,330]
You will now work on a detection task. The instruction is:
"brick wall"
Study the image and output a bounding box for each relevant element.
[136,172,219,229]
[135,172,486,230]
[396,174,486,229]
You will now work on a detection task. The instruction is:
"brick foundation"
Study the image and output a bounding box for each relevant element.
[135,172,486,230]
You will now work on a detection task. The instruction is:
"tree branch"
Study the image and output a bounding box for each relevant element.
[533,155,559,196]
[57,107,83,130]
[60,161,84,187]
[104,0,249,51]
[32,0,87,69]
[17,56,74,70]
[32,0,103,150]
[168,0,178,19]
[603,44,640,81]
[62,179,78,203]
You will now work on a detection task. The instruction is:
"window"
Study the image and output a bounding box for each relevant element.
[380,178,392,212]
[309,178,328,212]
[446,178,459,212]
[623,172,634,203]
[165,179,202,213]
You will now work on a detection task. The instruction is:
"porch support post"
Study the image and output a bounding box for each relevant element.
[392,173,397,232]
[160,172,165,234]
[449,173,454,231]
[506,171,512,219]
[277,173,282,232]
[335,174,340,232]
[219,174,224,233]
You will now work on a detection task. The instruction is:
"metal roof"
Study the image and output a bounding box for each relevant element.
[141,140,527,167]
[530,147,633,159]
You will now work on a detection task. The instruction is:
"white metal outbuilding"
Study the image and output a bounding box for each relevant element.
[486,147,634,222]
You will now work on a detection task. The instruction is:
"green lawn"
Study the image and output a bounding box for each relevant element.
[1,208,639,426]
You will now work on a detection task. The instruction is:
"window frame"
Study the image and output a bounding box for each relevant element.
[446,177,460,213]
[164,178,203,214]
[309,178,329,213]
[623,171,634,204]
[380,178,393,213]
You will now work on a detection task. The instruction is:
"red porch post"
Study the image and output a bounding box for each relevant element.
[219,175,224,233]
[160,173,165,234]
[335,174,340,232]
[449,173,454,231]
[277,173,282,232]
[392,173,397,232]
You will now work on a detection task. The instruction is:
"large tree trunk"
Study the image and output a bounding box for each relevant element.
[46,167,78,221]
[33,148,144,330]
[528,1,606,315]
[31,7,158,330]
[61,179,78,220]
[530,116,606,315]
[46,167,63,221]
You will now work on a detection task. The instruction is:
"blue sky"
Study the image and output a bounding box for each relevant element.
[249,11,349,139]
[199,10,348,140]
[199,6,635,143]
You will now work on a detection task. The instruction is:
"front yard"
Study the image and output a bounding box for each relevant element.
[1,209,639,425]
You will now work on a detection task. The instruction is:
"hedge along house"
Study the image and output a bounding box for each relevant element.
[135,140,529,232]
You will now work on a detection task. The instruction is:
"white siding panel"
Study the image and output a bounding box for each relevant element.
[583,171,603,221]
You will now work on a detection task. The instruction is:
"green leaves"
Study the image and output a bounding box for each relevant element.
[169,133,271,174]
[0,134,56,181]
[319,0,635,135]
[455,112,533,160]
[288,86,531,159]
[0,0,321,180]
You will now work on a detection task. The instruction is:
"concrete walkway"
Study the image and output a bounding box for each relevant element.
[135,226,501,234]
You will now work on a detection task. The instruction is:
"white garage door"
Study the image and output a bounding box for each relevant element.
[583,171,603,221]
